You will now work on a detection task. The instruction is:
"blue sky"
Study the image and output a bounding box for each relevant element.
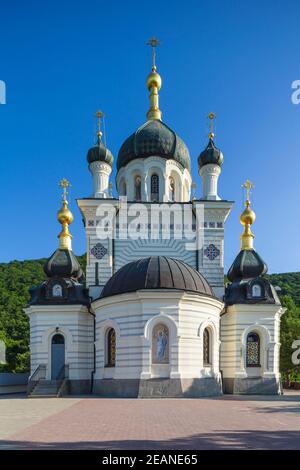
[0,0,299,273]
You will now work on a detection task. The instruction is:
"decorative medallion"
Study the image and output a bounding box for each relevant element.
[204,244,220,261]
[91,243,107,260]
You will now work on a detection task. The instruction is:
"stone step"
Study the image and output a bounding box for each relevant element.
[31,389,58,395]
[29,394,58,398]
[38,380,60,385]
[29,380,61,397]
[33,385,58,390]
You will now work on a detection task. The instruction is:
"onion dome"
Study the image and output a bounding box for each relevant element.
[224,180,279,306]
[198,137,224,169]
[198,114,223,169]
[101,256,214,299]
[87,111,113,166]
[29,179,89,306]
[117,39,190,172]
[227,180,267,281]
[44,248,83,279]
[227,249,268,282]
[87,142,113,166]
[44,178,83,280]
[117,120,191,171]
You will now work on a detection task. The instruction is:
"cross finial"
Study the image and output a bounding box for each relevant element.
[59,178,71,202]
[208,112,216,139]
[147,37,160,69]
[95,110,103,143]
[242,179,254,202]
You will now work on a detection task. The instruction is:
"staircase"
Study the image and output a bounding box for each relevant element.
[30,380,61,398]
[28,364,69,398]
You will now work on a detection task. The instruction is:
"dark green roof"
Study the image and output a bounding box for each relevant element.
[100,256,213,299]
[44,249,83,280]
[117,120,191,171]
[225,249,280,306]
[87,142,113,166]
[198,138,223,169]
[227,249,268,282]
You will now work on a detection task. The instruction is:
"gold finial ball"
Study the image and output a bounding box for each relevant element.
[57,203,74,225]
[146,69,162,91]
[240,205,256,226]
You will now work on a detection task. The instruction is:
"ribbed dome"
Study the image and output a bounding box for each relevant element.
[101,256,213,299]
[44,249,83,279]
[87,142,113,166]
[227,249,268,282]
[198,138,223,169]
[117,120,191,172]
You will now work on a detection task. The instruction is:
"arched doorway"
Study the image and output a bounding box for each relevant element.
[51,334,65,379]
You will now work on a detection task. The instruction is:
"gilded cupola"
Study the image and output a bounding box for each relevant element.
[117,37,191,173]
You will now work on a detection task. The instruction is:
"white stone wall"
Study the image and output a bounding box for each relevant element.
[92,290,223,381]
[77,199,233,300]
[25,305,94,381]
[199,163,222,200]
[116,157,192,202]
[220,304,285,380]
[89,161,112,198]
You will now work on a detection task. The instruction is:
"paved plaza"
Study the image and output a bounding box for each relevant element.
[0,392,299,450]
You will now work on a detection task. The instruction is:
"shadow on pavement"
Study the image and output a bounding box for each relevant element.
[1,430,300,450]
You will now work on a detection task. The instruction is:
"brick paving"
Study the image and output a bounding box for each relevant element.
[0,392,300,450]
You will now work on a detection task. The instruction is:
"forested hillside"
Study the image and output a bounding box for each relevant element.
[0,256,299,380]
[0,255,86,373]
[266,272,300,306]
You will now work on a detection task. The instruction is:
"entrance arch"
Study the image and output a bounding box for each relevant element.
[51,334,65,379]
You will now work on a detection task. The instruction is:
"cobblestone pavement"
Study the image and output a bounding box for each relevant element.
[0,392,300,450]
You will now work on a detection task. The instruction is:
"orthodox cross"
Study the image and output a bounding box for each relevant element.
[59,178,71,202]
[242,179,254,202]
[95,110,103,142]
[147,37,160,69]
[208,112,216,139]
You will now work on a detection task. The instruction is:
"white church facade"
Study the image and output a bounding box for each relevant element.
[25,43,285,397]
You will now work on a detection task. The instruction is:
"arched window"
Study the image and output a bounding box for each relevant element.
[152,323,169,364]
[52,333,64,345]
[169,177,175,201]
[135,175,142,201]
[51,334,65,380]
[246,332,260,367]
[151,174,159,202]
[203,328,211,365]
[252,284,262,297]
[106,328,116,367]
[52,284,62,297]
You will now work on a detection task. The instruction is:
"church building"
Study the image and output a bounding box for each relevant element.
[25,40,285,398]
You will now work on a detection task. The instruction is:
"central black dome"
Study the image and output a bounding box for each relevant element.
[100,256,213,298]
[117,120,191,172]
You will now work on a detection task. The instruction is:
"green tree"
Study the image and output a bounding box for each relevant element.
[0,254,86,372]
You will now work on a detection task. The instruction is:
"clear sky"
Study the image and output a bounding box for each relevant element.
[0,0,299,273]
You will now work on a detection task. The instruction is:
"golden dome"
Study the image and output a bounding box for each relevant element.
[240,202,256,226]
[146,67,162,91]
[57,201,74,225]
